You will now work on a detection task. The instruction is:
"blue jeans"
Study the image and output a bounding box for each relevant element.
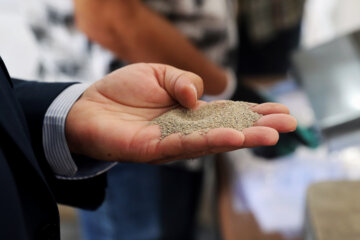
[79,163,202,240]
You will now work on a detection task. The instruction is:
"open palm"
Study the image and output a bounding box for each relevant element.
[66,63,296,163]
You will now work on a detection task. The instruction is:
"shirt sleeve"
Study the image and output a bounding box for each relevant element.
[42,83,117,180]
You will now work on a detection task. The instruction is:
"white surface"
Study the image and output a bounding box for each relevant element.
[230,144,360,235]
[229,147,346,235]
[229,79,360,236]
[0,0,110,83]
[302,0,360,47]
[0,0,39,79]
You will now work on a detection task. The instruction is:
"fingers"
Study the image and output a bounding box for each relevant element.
[251,102,297,132]
[149,111,296,163]
[157,64,204,109]
[152,145,239,165]
[146,102,297,163]
[152,126,280,164]
[206,128,245,147]
[252,102,290,114]
[152,128,245,163]
[255,114,297,132]
[241,127,279,147]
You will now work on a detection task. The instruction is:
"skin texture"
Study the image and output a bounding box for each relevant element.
[65,63,297,164]
[73,0,228,95]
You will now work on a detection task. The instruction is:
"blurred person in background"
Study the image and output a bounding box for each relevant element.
[73,1,239,239]
[234,0,306,158]
[218,1,307,240]
[21,0,304,239]
[237,0,304,79]
[23,1,239,239]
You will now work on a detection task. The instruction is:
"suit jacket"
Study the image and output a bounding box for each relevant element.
[0,57,106,240]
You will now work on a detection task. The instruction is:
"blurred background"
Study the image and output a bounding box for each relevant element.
[2,0,360,240]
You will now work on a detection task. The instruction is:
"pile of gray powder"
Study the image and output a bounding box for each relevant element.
[151,100,262,139]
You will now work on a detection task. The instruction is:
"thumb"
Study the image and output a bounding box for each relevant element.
[151,64,204,109]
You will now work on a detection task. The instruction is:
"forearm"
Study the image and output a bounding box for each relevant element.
[74,0,227,95]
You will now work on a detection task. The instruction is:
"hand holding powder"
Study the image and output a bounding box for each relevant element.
[151,100,262,139]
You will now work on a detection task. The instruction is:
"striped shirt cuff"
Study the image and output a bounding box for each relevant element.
[43,83,116,179]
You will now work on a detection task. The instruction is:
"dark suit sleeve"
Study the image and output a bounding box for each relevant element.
[13,79,106,210]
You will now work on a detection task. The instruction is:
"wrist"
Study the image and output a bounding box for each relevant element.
[202,69,237,101]
[201,67,227,95]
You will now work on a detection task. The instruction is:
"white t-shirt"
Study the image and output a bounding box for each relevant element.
[23,0,238,84]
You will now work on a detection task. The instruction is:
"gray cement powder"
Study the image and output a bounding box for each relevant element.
[151,100,262,139]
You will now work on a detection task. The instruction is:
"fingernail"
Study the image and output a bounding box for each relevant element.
[191,84,198,99]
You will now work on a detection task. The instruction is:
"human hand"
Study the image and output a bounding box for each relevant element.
[65,63,296,164]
